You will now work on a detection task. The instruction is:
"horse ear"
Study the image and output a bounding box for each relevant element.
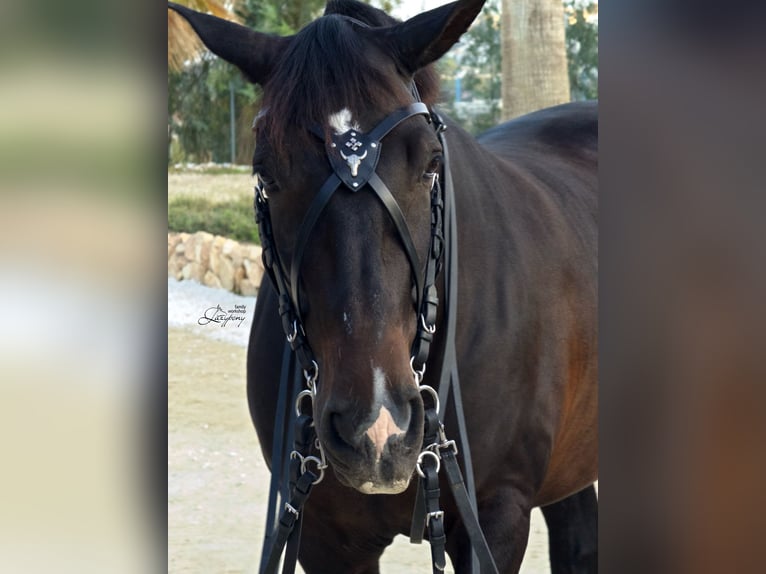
[168,2,290,84]
[380,0,486,74]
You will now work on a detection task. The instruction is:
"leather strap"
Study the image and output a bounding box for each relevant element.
[259,341,294,574]
[422,464,446,572]
[368,172,424,308]
[442,449,499,574]
[435,128,482,573]
[260,471,317,574]
[367,102,430,141]
[410,408,441,543]
[289,173,342,315]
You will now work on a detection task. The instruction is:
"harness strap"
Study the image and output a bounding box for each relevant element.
[281,413,314,574]
[282,513,302,574]
[367,102,430,141]
[422,463,446,572]
[258,342,294,574]
[441,449,499,574]
[410,408,441,543]
[368,172,424,302]
[289,173,342,315]
[436,127,481,572]
[260,470,317,574]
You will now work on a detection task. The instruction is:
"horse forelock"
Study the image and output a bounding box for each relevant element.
[258,14,439,156]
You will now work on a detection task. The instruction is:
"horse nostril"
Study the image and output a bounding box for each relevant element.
[328,412,354,448]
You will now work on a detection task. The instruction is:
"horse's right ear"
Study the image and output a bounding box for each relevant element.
[168,2,290,84]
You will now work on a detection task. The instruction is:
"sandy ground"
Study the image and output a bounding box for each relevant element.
[168,279,551,573]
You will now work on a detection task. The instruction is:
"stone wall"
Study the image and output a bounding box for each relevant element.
[168,232,264,297]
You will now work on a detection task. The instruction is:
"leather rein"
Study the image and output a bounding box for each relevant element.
[253,97,499,574]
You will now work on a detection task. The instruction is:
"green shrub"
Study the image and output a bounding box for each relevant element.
[168,195,260,244]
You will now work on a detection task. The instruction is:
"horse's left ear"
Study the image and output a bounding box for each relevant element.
[377,0,486,74]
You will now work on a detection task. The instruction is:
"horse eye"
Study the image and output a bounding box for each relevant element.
[257,172,278,191]
[423,155,443,179]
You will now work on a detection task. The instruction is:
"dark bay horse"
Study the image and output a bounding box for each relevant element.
[169,0,597,571]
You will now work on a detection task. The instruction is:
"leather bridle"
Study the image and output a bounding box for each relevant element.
[254,100,445,389]
[255,97,499,574]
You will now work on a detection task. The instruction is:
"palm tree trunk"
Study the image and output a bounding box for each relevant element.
[501,0,570,120]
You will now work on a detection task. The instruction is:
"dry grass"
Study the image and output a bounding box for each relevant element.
[168,172,254,204]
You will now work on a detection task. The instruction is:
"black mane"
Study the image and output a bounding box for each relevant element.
[259,4,439,152]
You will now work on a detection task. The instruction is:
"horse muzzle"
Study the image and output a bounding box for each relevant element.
[316,375,424,494]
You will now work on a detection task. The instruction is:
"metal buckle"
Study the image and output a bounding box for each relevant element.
[438,439,458,456]
[428,510,444,521]
[284,502,299,519]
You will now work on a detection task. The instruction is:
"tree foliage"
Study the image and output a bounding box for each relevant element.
[439,0,502,134]
[167,0,235,72]
[168,0,326,165]
[437,0,596,133]
[565,0,598,100]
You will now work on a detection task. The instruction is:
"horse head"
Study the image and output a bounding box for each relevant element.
[169,0,486,494]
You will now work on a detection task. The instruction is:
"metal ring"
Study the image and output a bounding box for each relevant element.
[254,174,269,200]
[295,389,314,417]
[419,384,440,415]
[420,314,436,334]
[301,455,327,485]
[303,360,319,390]
[286,320,298,343]
[416,450,441,478]
[410,356,426,384]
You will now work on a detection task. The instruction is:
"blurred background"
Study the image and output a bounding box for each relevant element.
[0,1,162,573]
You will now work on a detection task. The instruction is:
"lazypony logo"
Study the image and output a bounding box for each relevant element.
[198,304,247,328]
